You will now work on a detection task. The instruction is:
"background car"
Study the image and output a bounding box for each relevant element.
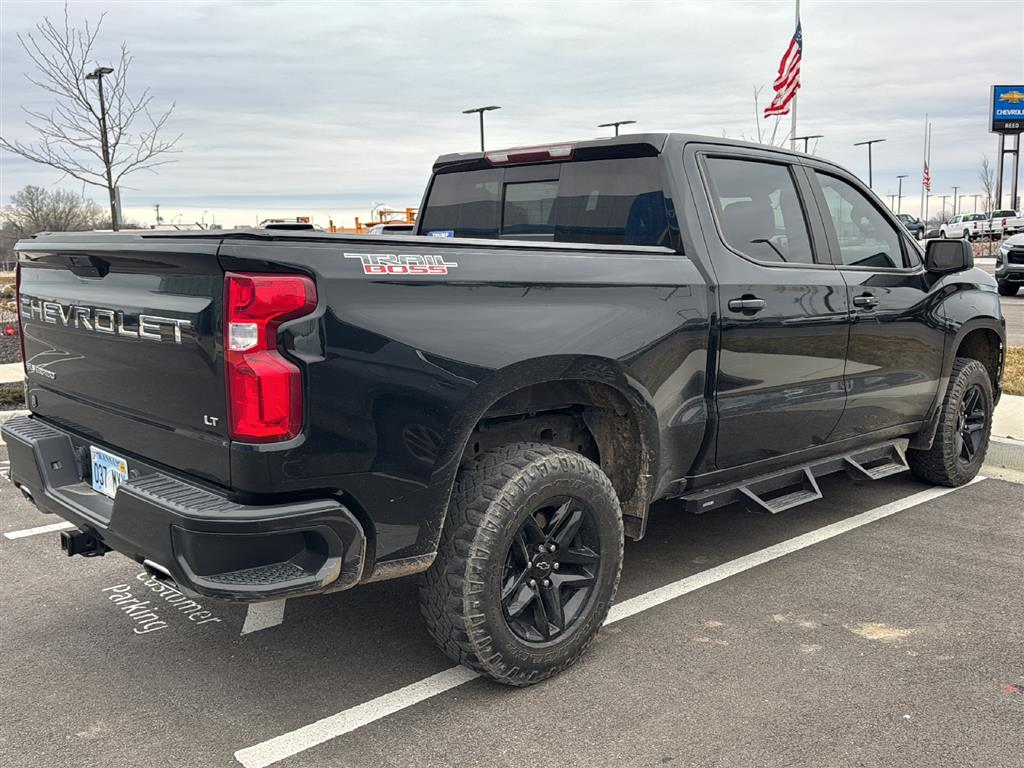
[986,209,1024,238]
[367,222,415,235]
[896,213,925,240]
[940,213,987,240]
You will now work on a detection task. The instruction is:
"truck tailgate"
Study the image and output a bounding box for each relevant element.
[16,234,230,486]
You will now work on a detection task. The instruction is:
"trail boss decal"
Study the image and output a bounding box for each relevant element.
[344,252,458,276]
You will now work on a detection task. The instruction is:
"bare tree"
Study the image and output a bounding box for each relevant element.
[736,86,790,148]
[0,4,179,230]
[1,185,105,269]
[978,156,997,213]
[2,185,105,235]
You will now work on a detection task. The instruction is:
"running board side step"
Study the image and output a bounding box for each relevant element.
[680,441,910,515]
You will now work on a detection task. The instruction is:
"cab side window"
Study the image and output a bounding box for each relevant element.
[814,172,905,269]
[704,156,815,264]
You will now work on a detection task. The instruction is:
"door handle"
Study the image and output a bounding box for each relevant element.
[853,294,879,309]
[727,297,767,313]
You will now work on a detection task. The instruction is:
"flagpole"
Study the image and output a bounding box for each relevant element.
[925,121,933,223]
[790,0,800,150]
[920,113,928,219]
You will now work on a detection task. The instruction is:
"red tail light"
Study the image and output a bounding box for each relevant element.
[224,272,317,442]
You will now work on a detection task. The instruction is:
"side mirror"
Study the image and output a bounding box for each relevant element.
[925,238,973,275]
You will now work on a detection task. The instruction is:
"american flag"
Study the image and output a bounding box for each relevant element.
[922,163,931,192]
[764,22,803,118]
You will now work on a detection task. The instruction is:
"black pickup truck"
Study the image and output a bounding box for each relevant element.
[4,134,1005,686]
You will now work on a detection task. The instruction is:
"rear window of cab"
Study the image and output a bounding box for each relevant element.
[418,157,670,246]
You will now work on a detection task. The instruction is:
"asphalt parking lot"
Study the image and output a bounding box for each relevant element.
[1,441,1022,768]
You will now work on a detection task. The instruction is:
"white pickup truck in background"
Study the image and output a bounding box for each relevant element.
[940,212,988,240]
[983,209,1024,239]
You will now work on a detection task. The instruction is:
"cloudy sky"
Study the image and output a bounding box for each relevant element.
[1,0,1022,228]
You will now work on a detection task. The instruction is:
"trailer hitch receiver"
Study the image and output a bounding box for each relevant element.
[60,528,111,558]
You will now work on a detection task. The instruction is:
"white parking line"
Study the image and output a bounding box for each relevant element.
[241,600,288,635]
[234,478,983,768]
[3,521,75,540]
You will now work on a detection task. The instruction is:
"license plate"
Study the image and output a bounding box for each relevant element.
[90,446,129,499]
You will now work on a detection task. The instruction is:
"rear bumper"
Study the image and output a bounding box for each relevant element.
[2,415,366,602]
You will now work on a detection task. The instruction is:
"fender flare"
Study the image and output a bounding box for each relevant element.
[911,316,1006,450]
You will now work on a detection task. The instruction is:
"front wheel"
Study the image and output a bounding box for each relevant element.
[908,358,993,486]
[420,443,624,686]
[998,280,1020,297]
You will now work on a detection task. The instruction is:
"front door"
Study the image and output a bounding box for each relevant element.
[807,169,946,439]
[694,149,850,469]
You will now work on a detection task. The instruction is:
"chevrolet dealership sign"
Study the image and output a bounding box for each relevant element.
[991,85,1024,133]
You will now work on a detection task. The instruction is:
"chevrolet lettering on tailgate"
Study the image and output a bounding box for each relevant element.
[19,296,192,343]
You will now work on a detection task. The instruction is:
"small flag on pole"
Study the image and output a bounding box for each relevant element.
[764,22,803,118]
[923,162,931,192]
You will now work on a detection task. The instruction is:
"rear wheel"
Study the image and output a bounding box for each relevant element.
[998,280,1019,297]
[419,442,623,686]
[908,358,993,486]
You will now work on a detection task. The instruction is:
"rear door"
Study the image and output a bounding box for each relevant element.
[806,169,946,438]
[691,145,851,469]
[17,233,230,485]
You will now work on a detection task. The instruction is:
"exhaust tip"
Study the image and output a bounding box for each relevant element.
[142,559,179,590]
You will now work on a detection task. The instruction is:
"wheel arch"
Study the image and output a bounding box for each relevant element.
[422,356,661,552]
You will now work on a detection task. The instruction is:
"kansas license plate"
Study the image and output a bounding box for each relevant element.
[90,446,128,499]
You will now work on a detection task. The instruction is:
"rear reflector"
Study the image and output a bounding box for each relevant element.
[485,143,575,165]
[224,272,317,443]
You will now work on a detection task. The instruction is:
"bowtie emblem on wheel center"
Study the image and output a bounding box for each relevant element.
[530,554,554,578]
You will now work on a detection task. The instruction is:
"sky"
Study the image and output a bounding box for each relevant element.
[1,0,1022,228]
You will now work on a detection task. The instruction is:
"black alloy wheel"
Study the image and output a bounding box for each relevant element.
[955,383,987,466]
[501,497,601,643]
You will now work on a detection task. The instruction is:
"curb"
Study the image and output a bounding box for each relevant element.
[985,436,1024,472]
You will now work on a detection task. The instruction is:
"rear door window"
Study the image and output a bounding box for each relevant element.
[703,156,816,264]
[420,157,669,246]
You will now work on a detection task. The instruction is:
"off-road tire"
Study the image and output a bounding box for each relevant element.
[419,442,624,686]
[997,280,1019,297]
[908,357,993,486]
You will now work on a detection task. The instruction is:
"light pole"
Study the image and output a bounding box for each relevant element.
[462,106,501,151]
[598,120,636,137]
[792,134,823,153]
[853,138,886,189]
[85,66,117,229]
[896,174,908,214]
[951,185,959,215]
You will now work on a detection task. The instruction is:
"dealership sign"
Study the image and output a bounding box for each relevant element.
[991,85,1024,133]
